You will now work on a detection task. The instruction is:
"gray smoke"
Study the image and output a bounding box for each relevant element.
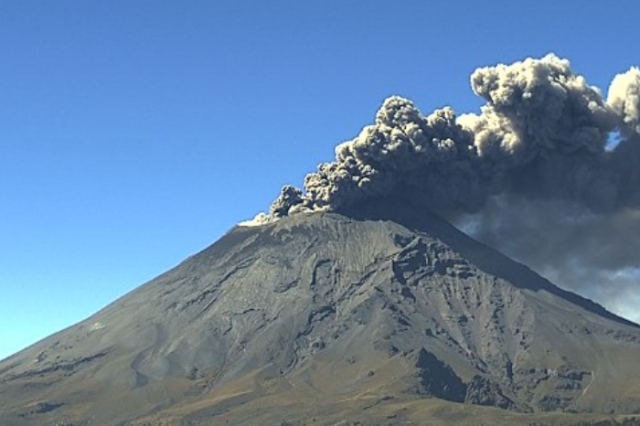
[458,195,640,323]
[271,54,640,216]
[266,54,640,321]
[608,66,640,135]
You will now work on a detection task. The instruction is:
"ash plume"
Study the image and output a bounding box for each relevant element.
[266,53,640,320]
[608,66,640,135]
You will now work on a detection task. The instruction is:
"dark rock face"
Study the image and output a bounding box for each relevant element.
[1,207,640,425]
[412,348,466,402]
[465,375,513,409]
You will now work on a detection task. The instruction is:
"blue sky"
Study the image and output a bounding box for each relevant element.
[1,1,639,361]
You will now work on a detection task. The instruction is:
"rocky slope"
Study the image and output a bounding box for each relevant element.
[1,204,640,425]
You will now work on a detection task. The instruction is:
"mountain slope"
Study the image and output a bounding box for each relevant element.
[1,207,640,425]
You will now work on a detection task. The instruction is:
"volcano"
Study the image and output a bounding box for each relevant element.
[2,202,640,426]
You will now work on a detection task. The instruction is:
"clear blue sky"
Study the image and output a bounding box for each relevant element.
[1,1,639,361]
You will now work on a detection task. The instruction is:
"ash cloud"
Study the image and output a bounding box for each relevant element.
[608,67,640,135]
[266,53,640,320]
[458,195,640,323]
[271,54,640,217]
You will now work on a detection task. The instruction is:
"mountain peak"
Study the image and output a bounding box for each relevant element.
[2,208,640,425]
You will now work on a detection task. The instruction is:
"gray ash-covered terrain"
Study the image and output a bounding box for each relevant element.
[2,202,640,425]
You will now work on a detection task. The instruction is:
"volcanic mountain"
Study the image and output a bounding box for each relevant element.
[2,202,640,426]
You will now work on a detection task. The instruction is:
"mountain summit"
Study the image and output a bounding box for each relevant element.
[2,205,640,425]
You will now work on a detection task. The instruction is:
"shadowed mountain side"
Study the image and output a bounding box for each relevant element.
[1,210,640,426]
[342,198,640,329]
